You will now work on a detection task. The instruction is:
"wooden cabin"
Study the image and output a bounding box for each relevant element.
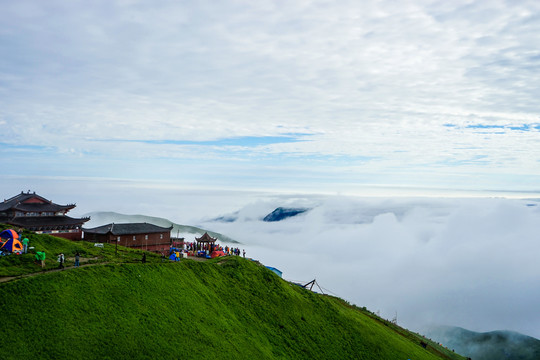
[83,222,173,253]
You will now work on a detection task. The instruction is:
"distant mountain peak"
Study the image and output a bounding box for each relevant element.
[263,207,309,222]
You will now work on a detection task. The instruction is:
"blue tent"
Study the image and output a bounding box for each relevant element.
[265,266,283,278]
[169,250,182,261]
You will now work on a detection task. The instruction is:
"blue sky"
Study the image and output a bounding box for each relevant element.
[1,0,540,196]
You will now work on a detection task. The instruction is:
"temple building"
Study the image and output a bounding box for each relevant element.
[0,191,90,240]
[195,232,217,247]
[82,223,173,253]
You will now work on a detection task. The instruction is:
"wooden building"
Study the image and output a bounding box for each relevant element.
[0,191,90,240]
[195,232,217,246]
[83,222,173,253]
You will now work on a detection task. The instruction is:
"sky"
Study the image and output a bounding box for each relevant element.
[1,0,540,195]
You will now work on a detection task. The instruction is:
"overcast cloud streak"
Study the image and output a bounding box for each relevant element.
[1,0,539,192]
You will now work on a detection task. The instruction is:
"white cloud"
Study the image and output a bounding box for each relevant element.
[198,194,540,338]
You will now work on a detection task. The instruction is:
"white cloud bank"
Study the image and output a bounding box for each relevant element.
[198,194,540,339]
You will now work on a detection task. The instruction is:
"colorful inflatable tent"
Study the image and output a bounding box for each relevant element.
[210,250,225,259]
[0,229,23,253]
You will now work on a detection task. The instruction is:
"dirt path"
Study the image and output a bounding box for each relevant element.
[0,256,206,284]
[0,259,107,284]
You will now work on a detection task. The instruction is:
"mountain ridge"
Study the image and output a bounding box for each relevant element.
[425,325,540,360]
[262,207,310,222]
[84,211,239,243]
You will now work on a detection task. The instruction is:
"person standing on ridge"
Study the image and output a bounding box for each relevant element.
[36,251,46,269]
[22,237,29,254]
[75,251,80,268]
[58,253,64,269]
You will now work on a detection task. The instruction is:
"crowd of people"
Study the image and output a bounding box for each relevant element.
[164,241,246,260]
[223,246,245,257]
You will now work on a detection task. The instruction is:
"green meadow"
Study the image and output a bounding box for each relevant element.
[0,228,467,360]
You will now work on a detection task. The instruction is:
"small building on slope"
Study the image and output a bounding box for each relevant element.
[82,222,173,253]
[0,191,90,240]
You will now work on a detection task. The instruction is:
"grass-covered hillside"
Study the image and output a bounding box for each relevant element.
[0,229,467,360]
[0,224,160,277]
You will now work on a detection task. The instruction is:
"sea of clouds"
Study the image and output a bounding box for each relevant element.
[195,194,540,339]
[6,179,539,339]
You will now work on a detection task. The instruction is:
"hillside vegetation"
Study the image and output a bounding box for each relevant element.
[0,224,159,277]
[0,229,467,359]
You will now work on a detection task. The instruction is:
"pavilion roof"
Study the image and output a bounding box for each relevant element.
[195,232,217,243]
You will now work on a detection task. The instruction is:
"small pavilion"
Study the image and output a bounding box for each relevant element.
[195,232,217,251]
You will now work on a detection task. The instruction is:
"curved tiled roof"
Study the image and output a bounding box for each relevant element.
[83,223,173,236]
[195,232,217,242]
[12,203,74,212]
[0,191,75,212]
[8,215,90,227]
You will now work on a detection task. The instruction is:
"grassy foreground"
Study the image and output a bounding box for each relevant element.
[1,261,466,359]
[1,227,466,359]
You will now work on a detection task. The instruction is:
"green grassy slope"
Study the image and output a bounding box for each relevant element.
[1,256,466,359]
[0,224,160,277]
